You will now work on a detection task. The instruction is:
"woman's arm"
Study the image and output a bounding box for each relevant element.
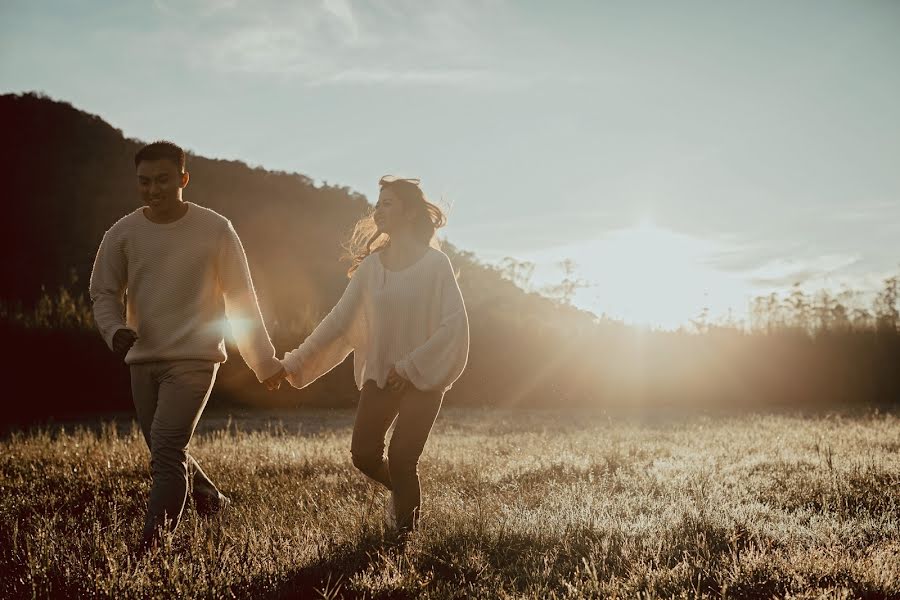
[281,261,368,389]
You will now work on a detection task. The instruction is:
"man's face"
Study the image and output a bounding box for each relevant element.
[136,159,188,211]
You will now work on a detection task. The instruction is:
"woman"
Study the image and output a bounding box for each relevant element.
[266,175,469,535]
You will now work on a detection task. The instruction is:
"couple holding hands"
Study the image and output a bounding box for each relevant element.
[90,141,469,552]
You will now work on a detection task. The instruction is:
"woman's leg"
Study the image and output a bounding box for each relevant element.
[350,381,400,490]
[387,387,443,532]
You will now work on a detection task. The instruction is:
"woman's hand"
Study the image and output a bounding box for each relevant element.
[263,367,287,391]
[386,366,408,392]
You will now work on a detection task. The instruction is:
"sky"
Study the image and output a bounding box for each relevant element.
[2,0,899,328]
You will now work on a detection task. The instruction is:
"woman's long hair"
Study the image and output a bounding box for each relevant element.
[344,176,447,277]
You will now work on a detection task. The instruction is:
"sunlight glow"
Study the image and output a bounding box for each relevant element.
[529,223,754,330]
[208,317,258,340]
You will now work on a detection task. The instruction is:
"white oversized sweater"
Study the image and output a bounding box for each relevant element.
[89,202,282,381]
[281,248,469,393]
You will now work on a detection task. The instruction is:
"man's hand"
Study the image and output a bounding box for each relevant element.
[386,366,408,392]
[112,328,138,356]
[264,367,287,391]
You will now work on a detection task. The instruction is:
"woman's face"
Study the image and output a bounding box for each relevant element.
[373,187,411,235]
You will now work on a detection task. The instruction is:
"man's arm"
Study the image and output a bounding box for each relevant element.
[218,221,282,382]
[89,227,135,354]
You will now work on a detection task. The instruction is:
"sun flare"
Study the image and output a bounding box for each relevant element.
[532,223,753,330]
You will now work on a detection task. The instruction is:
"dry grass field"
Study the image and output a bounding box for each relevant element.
[1,408,898,599]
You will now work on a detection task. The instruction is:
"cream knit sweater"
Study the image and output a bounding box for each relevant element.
[89,202,282,381]
[281,248,469,393]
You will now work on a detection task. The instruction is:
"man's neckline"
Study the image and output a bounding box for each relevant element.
[141,202,191,225]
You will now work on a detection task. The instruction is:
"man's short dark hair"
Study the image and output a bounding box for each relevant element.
[135,141,186,171]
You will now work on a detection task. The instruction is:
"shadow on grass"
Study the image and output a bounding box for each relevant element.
[233,531,415,600]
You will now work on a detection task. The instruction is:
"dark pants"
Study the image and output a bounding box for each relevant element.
[130,360,224,541]
[351,380,443,532]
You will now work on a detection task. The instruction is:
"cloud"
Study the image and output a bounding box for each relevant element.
[309,67,496,86]
[702,239,806,273]
[823,201,900,224]
[321,0,360,43]
[148,0,519,87]
[743,254,862,288]
[448,209,621,255]
[154,0,240,17]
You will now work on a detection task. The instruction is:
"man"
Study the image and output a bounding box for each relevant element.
[90,141,283,551]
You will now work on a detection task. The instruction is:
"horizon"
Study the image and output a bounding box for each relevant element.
[2,1,899,329]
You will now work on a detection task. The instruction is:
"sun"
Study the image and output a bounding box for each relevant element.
[553,222,752,329]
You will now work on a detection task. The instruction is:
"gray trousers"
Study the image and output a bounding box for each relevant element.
[130,360,223,540]
[351,380,443,532]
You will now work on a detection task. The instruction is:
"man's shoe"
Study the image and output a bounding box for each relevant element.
[195,493,231,518]
[133,532,158,560]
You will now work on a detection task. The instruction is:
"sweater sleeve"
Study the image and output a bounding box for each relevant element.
[280,261,367,390]
[218,221,282,382]
[89,226,128,350]
[393,255,470,392]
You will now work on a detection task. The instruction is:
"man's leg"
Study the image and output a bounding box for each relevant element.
[130,362,160,449]
[182,365,225,512]
[130,362,161,550]
[350,381,400,490]
[386,387,443,532]
[142,360,218,542]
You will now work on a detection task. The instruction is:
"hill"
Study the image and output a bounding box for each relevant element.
[1,92,898,423]
[0,92,603,418]
[0,92,373,313]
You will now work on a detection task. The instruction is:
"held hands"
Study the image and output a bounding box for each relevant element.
[386,366,409,392]
[263,367,287,391]
[112,328,138,356]
[262,365,407,392]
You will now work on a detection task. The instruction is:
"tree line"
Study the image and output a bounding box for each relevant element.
[1,92,897,426]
